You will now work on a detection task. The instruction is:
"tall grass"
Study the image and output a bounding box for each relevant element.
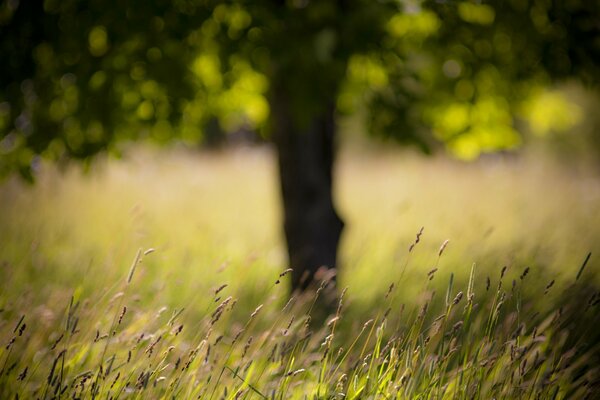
[0,146,599,398]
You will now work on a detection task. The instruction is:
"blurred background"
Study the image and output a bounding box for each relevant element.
[1,0,600,313]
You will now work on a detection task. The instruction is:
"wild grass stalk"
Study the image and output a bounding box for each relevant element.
[1,242,598,399]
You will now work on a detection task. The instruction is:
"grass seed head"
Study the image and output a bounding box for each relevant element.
[50,333,64,350]
[276,268,293,284]
[282,296,295,311]
[242,336,253,358]
[385,283,395,299]
[13,315,25,333]
[452,291,463,305]
[452,321,463,333]
[409,226,425,252]
[232,328,245,345]
[214,284,228,296]
[286,368,305,377]
[127,248,142,284]
[17,366,28,381]
[250,304,263,319]
[544,280,555,294]
[118,306,127,325]
[438,239,450,257]
[282,316,295,336]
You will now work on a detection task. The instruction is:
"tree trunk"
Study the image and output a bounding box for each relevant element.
[271,87,344,292]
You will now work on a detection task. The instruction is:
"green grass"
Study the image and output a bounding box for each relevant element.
[0,146,599,398]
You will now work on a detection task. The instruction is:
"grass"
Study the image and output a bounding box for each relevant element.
[0,145,599,398]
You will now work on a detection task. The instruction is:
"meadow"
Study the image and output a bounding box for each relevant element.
[0,145,599,399]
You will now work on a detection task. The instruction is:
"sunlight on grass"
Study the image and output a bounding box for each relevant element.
[337,149,600,305]
[0,146,599,398]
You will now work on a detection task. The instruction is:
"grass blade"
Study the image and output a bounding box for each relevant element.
[576,252,592,281]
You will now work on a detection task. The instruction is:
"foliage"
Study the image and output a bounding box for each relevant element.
[1,0,598,177]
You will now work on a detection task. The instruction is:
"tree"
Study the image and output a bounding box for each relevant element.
[1,0,598,291]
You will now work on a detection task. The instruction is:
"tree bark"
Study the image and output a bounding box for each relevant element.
[271,87,344,292]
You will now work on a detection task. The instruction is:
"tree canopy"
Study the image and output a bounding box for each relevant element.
[1,0,598,178]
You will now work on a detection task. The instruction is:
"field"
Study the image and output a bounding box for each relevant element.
[1,145,599,398]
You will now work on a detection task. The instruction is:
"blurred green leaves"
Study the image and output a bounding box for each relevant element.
[386,9,440,38]
[458,2,495,25]
[88,26,109,57]
[522,88,582,136]
[0,0,598,177]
